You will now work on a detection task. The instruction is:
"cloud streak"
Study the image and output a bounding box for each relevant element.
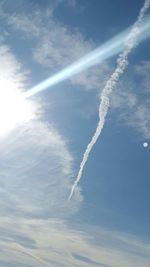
[69,0,150,199]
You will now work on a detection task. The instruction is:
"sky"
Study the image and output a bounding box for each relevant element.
[0,0,150,266]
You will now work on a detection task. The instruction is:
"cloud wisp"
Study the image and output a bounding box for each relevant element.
[69,0,150,199]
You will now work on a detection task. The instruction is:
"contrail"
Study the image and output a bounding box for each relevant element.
[69,0,150,200]
[24,16,150,99]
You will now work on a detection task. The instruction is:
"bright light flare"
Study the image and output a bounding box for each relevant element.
[0,78,35,137]
[24,16,150,99]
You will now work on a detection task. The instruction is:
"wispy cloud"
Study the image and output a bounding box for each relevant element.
[0,119,82,218]
[0,218,150,267]
[0,40,82,217]
[134,60,150,93]
[110,60,150,139]
[1,6,111,91]
[0,44,28,89]
[127,104,150,139]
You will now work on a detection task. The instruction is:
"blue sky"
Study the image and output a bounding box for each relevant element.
[0,0,150,266]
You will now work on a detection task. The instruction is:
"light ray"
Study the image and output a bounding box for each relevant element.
[24,16,150,99]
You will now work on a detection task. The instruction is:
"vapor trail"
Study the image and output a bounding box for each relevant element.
[69,0,150,200]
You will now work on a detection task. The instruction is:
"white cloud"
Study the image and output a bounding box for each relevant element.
[0,42,82,217]
[0,44,29,89]
[0,120,82,218]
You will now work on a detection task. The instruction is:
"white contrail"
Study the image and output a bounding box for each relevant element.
[69,0,150,200]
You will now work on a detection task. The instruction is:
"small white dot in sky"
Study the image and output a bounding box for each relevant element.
[143,142,148,148]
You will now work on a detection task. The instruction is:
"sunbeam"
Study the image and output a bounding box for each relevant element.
[24,16,150,99]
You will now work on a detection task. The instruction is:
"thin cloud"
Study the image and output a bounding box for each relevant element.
[0,218,150,267]
[128,104,150,139]
[134,60,150,93]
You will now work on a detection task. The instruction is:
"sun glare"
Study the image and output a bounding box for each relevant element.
[0,79,35,137]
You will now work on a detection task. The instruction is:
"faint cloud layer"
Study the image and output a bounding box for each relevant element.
[0,218,150,267]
